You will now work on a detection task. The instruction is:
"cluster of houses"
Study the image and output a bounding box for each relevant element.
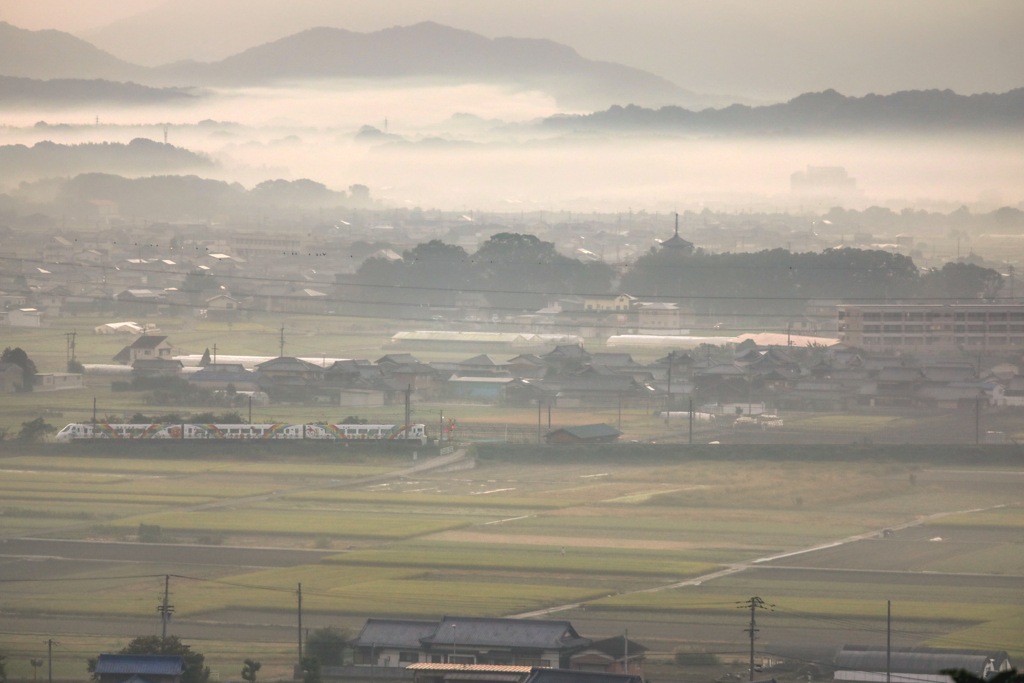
[99,335,1024,415]
[89,615,1012,683]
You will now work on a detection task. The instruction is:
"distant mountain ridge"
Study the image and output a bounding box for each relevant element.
[0,22,141,81]
[0,21,696,109]
[542,88,1024,132]
[0,139,215,184]
[0,75,197,107]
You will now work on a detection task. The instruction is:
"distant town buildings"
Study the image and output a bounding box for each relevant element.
[839,304,1024,352]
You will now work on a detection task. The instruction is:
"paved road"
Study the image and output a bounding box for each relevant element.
[0,447,470,543]
[509,503,1005,618]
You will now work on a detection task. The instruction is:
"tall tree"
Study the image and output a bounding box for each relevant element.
[241,659,261,683]
[1,347,38,391]
[305,627,350,667]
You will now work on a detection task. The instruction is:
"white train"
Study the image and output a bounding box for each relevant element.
[55,423,428,444]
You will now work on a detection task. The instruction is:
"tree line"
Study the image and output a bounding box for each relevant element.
[350,234,1003,316]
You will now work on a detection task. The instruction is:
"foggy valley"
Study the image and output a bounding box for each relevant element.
[0,4,1022,683]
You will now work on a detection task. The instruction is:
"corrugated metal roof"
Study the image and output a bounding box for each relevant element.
[350,619,440,649]
[835,647,1010,677]
[423,617,588,650]
[94,655,183,676]
[407,665,533,673]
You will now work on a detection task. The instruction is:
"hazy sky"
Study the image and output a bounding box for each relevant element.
[2,0,1021,101]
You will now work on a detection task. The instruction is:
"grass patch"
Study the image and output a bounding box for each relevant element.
[0,490,217,505]
[287,490,576,509]
[2,563,603,619]
[0,456,399,478]
[926,615,1024,658]
[324,546,720,578]
[782,415,902,432]
[919,542,1024,575]
[491,514,866,539]
[584,590,1019,622]
[929,509,1024,529]
[107,510,472,538]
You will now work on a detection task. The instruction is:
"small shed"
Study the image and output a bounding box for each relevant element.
[569,636,647,676]
[94,654,183,683]
[545,424,622,445]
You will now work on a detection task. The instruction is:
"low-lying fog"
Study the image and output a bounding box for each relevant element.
[2,83,1022,213]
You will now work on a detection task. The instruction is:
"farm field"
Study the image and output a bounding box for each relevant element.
[1,447,1023,680]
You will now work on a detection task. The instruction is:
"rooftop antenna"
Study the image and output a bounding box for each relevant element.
[675,212,679,237]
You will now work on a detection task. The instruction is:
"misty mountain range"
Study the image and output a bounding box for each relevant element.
[542,89,1024,132]
[0,75,197,107]
[0,139,215,184]
[0,21,693,109]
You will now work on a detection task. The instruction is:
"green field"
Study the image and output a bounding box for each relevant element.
[929,509,1024,529]
[2,448,1024,671]
[105,509,474,538]
[287,490,578,509]
[324,546,720,577]
[0,455,399,478]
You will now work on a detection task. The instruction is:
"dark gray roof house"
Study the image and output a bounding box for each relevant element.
[350,618,441,650]
[424,617,589,651]
[94,654,183,683]
[349,617,593,669]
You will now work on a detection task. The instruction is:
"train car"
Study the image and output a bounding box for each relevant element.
[304,423,427,443]
[55,423,182,441]
[55,422,428,444]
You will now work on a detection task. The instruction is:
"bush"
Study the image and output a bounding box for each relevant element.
[306,627,350,667]
[674,647,720,666]
[17,418,55,442]
[138,523,162,542]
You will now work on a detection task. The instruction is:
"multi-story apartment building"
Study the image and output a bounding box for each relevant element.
[839,304,1024,351]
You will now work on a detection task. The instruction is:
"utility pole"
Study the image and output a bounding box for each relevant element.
[279,326,286,357]
[624,629,629,673]
[689,397,693,445]
[405,385,412,434]
[212,344,217,366]
[439,409,444,445]
[886,600,891,683]
[48,639,53,683]
[248,395,252,425]
[617,393,622,430]
[157,574,174,638]
[666,353,672,428]
[976,396,981,445]
[297,583,303,666]
[740,597,771,682]
[65,331,77,370]
[93,397,97,425]
[537,401,542,444]
[548,404,551,430]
